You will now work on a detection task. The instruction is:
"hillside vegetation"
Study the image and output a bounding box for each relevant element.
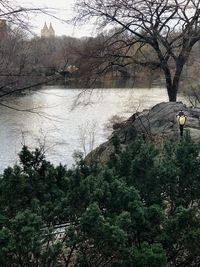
[0,133,199,267]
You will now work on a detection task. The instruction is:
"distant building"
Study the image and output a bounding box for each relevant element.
[0,19,7,38]
[41,22,55,38]
[48,23,55,37]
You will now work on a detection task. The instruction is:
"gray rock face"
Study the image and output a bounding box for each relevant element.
[89,102,200,163]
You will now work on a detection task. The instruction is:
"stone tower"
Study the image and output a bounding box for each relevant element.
[49,23,55,37]
[41,22,49,38]
[41,22,55,38]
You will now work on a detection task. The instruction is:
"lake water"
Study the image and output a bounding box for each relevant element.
[0,86,187,172]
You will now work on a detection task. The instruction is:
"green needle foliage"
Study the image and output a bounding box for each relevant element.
[0,133,199,266]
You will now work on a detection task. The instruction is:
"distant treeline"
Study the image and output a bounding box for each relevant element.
[1,25,200,96]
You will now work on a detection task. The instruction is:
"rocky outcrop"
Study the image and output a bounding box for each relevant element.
[89,102,200,163]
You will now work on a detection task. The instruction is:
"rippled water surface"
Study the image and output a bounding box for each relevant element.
[0,86,187,171]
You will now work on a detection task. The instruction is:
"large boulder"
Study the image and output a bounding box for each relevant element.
[89,102,200,163]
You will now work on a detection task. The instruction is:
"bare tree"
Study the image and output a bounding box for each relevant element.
[0,1,64,105]
[78,120,97,163]
[74,0,200,101]
[0,0,44,31]
[184,85,200,107]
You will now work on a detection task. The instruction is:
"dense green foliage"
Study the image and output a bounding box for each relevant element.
[0,134,199,266]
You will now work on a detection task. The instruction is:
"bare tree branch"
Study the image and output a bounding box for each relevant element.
[74,0,200,101]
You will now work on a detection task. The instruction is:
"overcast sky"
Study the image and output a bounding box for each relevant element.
[16,0,96,38]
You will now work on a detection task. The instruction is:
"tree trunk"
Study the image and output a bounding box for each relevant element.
[170,59,185,102]
[163,67,177,102]
[167,84,177,102]
[164,60,185,102]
